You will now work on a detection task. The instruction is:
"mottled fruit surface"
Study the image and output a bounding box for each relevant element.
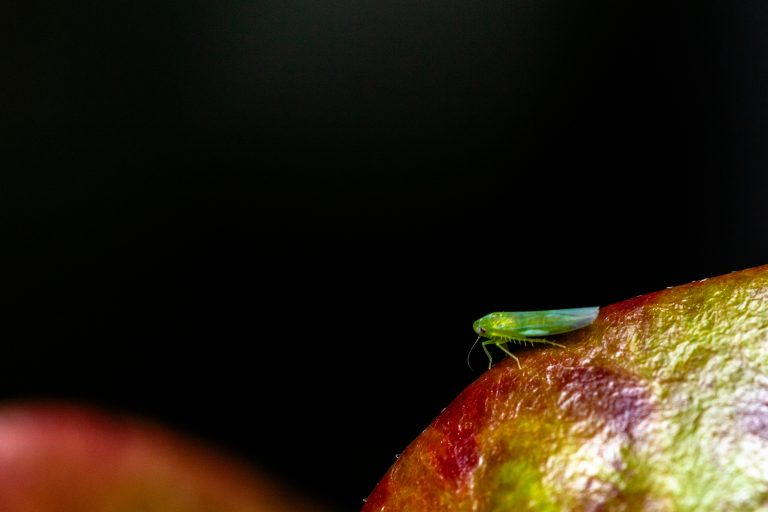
[363,265,768,511]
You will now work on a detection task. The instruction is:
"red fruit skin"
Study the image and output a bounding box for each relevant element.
[0,404,323,512]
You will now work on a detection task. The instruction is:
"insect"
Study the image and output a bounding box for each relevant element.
[468,307,599,370]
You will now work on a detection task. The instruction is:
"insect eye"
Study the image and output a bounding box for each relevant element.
[479,327,487,334]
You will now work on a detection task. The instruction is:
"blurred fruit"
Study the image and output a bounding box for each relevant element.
[364,265,768,511]
[0,404,323,512]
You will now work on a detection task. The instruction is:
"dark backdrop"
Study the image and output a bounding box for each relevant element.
[5,1,768,510]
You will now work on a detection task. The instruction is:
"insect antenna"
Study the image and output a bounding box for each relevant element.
[466,335,483,370]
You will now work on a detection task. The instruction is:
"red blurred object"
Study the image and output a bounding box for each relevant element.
[0,403,323,512]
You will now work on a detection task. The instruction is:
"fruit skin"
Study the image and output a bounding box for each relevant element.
[0,404,323,512]
[363,265,768,511]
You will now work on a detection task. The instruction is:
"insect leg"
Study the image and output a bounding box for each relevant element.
[505,337,524,346]
[509,336,565,348]
[481,340,495,369]
[491,340,522,369]
[532,337,566,348]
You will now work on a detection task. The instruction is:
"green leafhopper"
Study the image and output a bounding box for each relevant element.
[469,307,599,369]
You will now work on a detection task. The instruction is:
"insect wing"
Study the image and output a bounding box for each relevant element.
[512,307,599,336]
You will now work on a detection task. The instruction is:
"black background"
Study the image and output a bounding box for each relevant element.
[5,1,768,510]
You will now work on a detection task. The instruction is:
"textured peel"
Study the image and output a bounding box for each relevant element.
[363,265,768,511]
